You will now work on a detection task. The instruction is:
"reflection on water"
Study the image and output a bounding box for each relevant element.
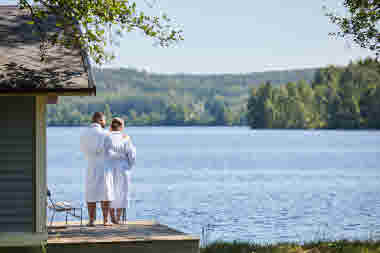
[48,127,380,243]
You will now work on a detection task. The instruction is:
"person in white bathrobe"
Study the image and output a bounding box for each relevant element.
[80,112,114,226]
[104,117,136,224]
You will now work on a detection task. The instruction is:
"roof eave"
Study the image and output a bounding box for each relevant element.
[0,87,96,96]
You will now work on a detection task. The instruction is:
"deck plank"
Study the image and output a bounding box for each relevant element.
[47,220,199,253]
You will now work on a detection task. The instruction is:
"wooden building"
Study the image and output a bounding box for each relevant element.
[0,5,96,249]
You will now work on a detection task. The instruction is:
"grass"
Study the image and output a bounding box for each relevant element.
[200,240,380,253]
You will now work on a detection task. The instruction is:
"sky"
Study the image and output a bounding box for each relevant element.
[2,0,375,74]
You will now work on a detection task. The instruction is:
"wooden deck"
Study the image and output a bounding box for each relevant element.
[47,220,199,253]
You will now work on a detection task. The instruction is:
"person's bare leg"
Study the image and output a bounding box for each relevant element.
[101,201,112,226]
[87,202,96,226]
[110,208,118,224]
[116,208,123,223]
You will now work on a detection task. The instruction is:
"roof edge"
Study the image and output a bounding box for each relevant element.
[0,87,96,96]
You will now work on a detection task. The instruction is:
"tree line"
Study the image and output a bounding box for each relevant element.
[47,67,316,126]
[47,58,379,128]
[47,96,246,126]
[247,58,380,129]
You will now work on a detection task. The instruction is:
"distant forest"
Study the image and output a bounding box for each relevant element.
[247,58,380,129]
[47,58,380,129]
[47,67,317,126]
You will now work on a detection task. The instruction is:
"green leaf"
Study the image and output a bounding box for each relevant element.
[17,0,184,66]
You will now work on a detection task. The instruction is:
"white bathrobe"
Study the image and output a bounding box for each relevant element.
[80,123,114,202]
[104,131,136,208]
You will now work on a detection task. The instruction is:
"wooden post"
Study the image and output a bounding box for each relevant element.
[47,96,58,104]
[35,96,47,233]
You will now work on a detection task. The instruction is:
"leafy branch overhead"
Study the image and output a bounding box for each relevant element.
[325,0,379,56]
[18,0,184,64]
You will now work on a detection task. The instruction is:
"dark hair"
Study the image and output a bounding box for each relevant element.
[92,112,104,122]
[111,118,123,131]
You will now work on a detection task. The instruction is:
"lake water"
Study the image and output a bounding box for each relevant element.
[47,127,380,244]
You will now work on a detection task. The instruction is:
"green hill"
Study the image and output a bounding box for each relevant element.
[47,67,318,126]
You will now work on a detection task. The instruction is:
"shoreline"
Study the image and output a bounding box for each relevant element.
[46,125,380,131]
[200,239,380,253]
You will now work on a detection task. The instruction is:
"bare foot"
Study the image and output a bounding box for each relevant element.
[86,221,95,227]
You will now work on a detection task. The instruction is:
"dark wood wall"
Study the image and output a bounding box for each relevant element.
[0,96,35,232]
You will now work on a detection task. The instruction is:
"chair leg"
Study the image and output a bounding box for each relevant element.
[80,209,83,226]
[66,212,68,224]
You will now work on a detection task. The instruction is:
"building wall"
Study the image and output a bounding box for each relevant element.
[0,97,35,232]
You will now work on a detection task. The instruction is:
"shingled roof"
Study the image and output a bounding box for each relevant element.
[0,5,96,95]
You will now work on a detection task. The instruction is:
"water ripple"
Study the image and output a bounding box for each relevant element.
[47,127,380,243]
